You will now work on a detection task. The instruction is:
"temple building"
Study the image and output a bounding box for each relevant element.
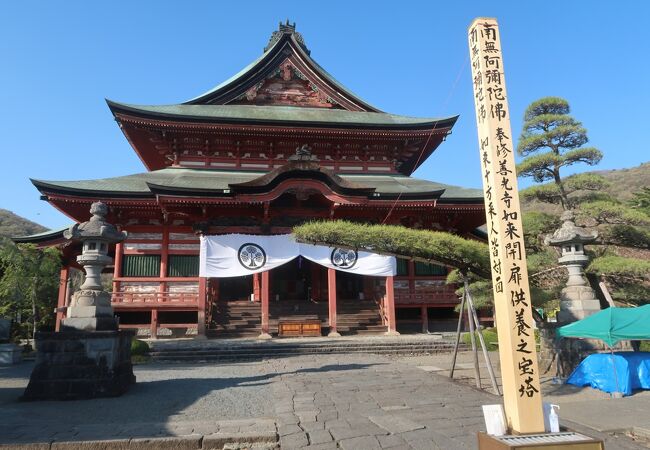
[16,22,485,338]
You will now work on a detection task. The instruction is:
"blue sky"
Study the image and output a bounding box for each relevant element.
[1,1,648,230]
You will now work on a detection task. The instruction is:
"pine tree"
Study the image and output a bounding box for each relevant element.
[516,97,603,209]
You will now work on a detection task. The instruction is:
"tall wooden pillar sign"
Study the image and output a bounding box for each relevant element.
[468,18,545,434]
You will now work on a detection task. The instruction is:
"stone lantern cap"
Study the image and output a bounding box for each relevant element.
[63,202,127,244]
[545,210,598,247]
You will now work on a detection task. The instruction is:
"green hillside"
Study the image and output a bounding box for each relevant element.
[592,162,650,202]
[521,162,650,214]
[0,209,47,239]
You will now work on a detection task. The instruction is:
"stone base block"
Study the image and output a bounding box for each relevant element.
[558,286,601,323]
[22,330,135,401]
[0,343,22,365]
[66,305,115,319]
[61,316,118,332]
[537,322,630,378]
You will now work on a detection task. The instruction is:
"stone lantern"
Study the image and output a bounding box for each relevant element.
[61,202,127,331]
[545,210,600,323]
[23,202,134,400]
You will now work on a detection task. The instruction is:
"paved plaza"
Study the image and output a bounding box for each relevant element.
[1,351,649,449]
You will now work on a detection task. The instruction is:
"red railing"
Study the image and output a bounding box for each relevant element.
[394,286,459,305]
[111,291,199,305]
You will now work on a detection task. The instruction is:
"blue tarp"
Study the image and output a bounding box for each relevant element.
[567,352,650,396]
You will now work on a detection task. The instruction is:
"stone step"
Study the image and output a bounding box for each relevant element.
[151,339,463,354]
[150,344,453,356]
[150,343,465,362]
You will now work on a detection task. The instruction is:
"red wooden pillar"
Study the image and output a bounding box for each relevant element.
[253,273,261,302]
[113,242,123,294]
[385,275,399,335]
[421,305,429,334]
[408,260,416,294]
[160,226,169,295]
[197,276,207,337]
[259,270,271,339]
[151,309,159,339]
[327,268,340,337]
[55,266,69,332]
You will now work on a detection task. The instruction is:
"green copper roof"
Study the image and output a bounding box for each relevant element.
[12,226,68,243]
[107,102,457,130]
[33,167,482,201]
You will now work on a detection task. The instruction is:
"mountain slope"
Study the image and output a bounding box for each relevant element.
[0,209,47,239]
[521,162,650,214]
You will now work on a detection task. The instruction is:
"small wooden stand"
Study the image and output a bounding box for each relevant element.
[278,315,321,337]
[478,432,604,450]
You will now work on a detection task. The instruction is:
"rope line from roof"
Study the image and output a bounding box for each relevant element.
[380,54,470,225]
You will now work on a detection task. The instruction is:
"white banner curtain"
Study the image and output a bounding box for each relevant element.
[199,234,395,278]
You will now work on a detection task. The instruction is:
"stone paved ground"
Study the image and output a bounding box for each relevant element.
[270,354,645,449]
[398,351,650,447]
[1,352,647,449]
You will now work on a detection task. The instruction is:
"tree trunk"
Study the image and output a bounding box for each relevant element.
[553,167,569,210]
[32,280,37,342]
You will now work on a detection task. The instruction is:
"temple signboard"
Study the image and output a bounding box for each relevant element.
[468,17,545,433]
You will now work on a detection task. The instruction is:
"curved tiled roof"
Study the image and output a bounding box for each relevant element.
[32,167,482,202]
[107,102,457,130]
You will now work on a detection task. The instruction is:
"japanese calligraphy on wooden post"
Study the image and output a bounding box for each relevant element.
[468,18,545,434]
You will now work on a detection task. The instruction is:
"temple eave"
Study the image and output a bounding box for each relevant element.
[108,103,458,131]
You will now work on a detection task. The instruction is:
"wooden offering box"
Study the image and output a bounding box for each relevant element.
[278,315,322,337]
[478,432,604,450]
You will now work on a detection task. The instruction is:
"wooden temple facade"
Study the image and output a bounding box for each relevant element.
[16,23,486,338]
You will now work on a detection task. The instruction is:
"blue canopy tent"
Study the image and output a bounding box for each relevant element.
[557,305,650,395]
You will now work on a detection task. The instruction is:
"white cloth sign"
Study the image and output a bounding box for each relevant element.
[200,234,395,278]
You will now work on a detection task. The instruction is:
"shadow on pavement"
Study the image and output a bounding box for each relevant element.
[0,360,384,443]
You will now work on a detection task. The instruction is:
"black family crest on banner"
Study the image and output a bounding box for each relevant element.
[238,243,267,269]
[331,248,358,269]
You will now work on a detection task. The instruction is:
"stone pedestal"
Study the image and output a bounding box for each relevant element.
[537,322,630,378]
[0,318,20,365]
[22,330,135,401]
[557,285,602,323]
[0,343,22,365]
[62,289,118,332]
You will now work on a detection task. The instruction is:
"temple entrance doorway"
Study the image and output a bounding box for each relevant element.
[271,257,313,301]
[219,275,253,301]
[336,271,365,300]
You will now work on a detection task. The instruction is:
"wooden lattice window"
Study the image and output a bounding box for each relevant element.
[396,258,409,276]
[414,262,447,276]
[167,255,199,277]
[122,255,161,277]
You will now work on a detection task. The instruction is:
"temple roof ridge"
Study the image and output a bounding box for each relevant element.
[178,22,380,111]
[264,20,309,54]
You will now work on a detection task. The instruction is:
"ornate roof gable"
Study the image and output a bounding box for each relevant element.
[183,22,379,112]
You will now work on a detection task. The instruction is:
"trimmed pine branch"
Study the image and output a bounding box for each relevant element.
[293,220,490,278]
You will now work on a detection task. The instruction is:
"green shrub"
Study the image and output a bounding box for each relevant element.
[130,338,150,356]
[640,341,650,352]
[462,328,499,351]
